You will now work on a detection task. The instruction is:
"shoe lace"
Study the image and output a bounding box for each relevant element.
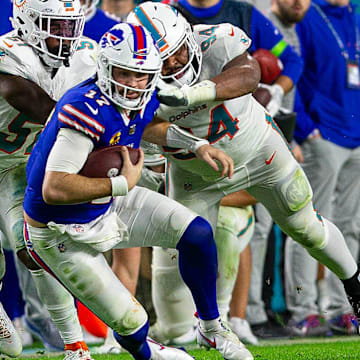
[64,349,92,360]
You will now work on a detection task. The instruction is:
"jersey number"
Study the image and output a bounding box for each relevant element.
[208,104,239,143]
[0,114,41,154]
[199,26,219,52]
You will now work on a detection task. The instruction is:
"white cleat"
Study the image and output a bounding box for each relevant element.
[229,317,259,345]
[147,338,194,360]
[64,348,94,360]
[0,303,22,357]
[196,320,254,360]
[63,342,94,360]
[95,328,122,354]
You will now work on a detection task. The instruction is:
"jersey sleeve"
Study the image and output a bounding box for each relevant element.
[195,23,251,72]
[56,99,105,145]
[0,38,31,78]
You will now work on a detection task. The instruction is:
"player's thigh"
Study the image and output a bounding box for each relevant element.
[0,164,27,251]
[25,224,147,333]
[114,186,198,249]
[167,166,223,229]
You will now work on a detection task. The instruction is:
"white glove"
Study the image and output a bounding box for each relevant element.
[158,80,216,107]
[259,83,284,117]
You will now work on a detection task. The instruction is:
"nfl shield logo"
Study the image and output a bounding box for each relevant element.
[184,182,192,191]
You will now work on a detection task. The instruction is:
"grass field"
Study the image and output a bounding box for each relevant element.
[19,337,360,360]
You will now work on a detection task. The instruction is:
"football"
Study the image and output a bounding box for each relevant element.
[79,146,141,178]
[252,48,283,84]
[253,87,271,107]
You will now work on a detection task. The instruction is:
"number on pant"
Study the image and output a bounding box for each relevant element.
[207,104,239,143]
[0,114,42,154]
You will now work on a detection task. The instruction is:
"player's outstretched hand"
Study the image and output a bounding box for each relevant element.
[195,144,234,179]
[120,146,144,191]
[158,81,216,107]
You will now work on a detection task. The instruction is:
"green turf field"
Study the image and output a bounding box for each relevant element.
[19,337,360,360]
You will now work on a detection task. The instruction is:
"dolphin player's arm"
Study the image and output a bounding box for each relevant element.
[0,73,55,124]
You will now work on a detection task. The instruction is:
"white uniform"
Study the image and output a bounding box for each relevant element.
[152,23,336,338]
[0,31,97,249]
[0,31,98,345]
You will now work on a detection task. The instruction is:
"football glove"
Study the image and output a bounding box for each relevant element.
[259,83,284,117]
[158,80,216,107]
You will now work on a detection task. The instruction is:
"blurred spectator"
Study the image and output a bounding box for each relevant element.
[247,0,310,339]
[286,0,360,337]
[243,0,272,14]
[101,0,135,20]
[0,0,12,34]
[81,0,120,42]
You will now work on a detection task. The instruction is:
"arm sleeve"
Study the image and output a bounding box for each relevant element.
[46,128,94,173]
[250,7,303,84]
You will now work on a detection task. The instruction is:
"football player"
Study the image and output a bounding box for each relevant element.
[22,22,255,360]
[0,0,97,358]
[128,2,360,348]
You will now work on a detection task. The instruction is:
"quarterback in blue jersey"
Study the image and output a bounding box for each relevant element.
[22,23,253,360]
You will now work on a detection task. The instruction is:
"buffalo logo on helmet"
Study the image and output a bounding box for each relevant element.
[100,28,124,48]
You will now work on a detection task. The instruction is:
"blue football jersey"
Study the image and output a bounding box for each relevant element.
[24,77,159,224]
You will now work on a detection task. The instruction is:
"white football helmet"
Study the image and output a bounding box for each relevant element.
[127,2,202,87]
[97,23,162,111]
[12,0,85,68]
[80,0,99,20]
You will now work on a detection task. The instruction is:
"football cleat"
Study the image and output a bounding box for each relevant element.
[64,341,94,360]
[0,303,22,357]
[196,320,254,360]
[228,317,259,345]
[147,338,194,360]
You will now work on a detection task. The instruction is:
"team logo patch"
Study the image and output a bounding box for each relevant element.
[14,0,26,7]
[58,243,66,253]
[73,224,85,233]
[184,182,192,191]
[240,35,249,45]
[60,0,74,11]
[110,131,121,145]
[100,29,124,48]
[129,124,136,135]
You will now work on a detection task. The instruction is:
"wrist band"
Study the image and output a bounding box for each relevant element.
[110,175,128,197]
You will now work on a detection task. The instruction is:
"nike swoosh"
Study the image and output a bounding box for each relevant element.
[229,28,235,37]
[265,151,277,165]
[200,332,216,348]
[85,102,98,115]
[147,338,165,350]
[3,40,13,48]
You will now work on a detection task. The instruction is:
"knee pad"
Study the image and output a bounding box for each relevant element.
[113,303,148,336]
[152,247,196,338]
[274,167,313,215]
[281,202,326,249]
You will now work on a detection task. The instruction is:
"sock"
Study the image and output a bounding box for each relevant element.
[176,216,219,320]
[114,321,151,360]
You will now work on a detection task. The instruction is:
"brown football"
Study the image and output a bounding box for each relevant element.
[79,146,140,178]
[252,48,283,84]
[253,87,272,107]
